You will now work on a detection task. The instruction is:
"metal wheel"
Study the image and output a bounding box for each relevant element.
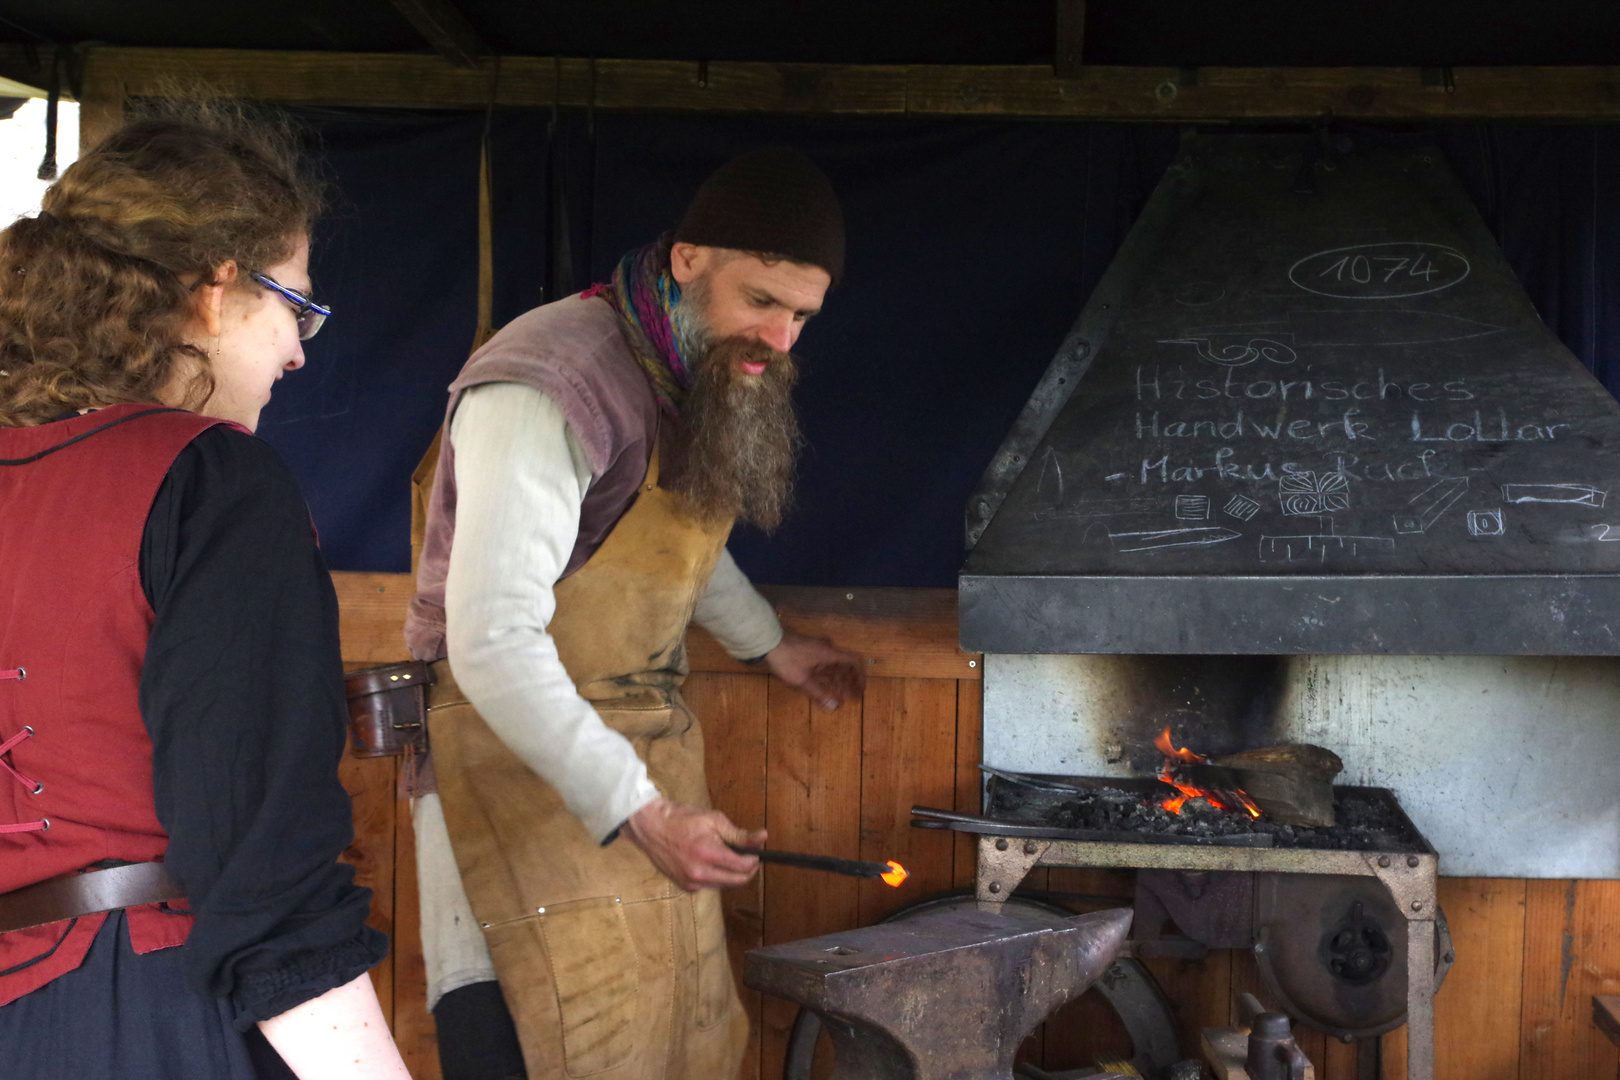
[780,890,1181,1080]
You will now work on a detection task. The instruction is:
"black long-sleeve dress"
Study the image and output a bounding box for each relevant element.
[0,423,387,1080]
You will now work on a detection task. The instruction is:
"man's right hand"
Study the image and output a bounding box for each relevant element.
[621,797,766,892]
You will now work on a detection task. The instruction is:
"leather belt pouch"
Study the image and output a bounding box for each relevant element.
[344,660,434,758]
[0,862,186,935]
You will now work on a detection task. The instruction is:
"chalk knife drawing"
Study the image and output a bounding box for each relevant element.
[1051,497,1174,519]
[1110,527,1241,553]
[1501,483,1607,508]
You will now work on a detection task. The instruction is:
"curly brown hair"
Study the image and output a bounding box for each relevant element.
[0,99,321,426]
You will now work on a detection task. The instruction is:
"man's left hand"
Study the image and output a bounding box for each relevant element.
[763,630,865,711]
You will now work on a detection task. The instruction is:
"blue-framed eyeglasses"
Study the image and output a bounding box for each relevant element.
[250,271,331,340]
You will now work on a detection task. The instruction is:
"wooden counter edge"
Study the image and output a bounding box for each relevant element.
[332,571,981,680]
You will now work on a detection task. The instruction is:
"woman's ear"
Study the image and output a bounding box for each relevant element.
[188,260,240,338]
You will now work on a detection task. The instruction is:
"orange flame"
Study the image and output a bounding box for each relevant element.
[1155,727,1262,819]
[1154,726,1207,764]
[880,861,908,887]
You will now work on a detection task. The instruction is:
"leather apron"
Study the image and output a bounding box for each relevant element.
[427,441,748,1080]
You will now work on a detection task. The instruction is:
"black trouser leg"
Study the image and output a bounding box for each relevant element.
[433,980,528,1080]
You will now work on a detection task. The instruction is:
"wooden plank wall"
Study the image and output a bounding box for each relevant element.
[332,571,1620,1080]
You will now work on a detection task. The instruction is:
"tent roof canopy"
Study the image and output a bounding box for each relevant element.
[3,1,1619,68]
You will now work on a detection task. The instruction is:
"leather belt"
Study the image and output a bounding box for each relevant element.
[0,863,186,934]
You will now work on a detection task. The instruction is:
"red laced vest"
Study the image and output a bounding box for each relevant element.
[0,405,228,1005]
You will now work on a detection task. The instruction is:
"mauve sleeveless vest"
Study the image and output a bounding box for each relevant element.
[407,293,660,662]
[0,404,227,1005]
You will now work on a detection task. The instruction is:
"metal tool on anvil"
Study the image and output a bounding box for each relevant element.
[745,905,1134,1080]
[728,845,908,886]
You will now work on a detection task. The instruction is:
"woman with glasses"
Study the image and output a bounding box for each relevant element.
[0,102,407,1080]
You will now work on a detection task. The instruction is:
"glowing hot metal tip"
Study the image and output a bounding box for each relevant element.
[728,844,906,882]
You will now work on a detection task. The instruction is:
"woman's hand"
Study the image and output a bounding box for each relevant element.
[257,972,410,1080]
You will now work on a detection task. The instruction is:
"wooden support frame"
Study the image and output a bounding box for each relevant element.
[72,46,1620,138]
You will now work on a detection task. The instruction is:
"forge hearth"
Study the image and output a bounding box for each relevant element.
[923,769,1447,1080]
[981,773,1427,853]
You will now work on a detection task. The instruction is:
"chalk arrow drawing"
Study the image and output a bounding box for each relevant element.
[1110,527,1241,553]
[1393,476,1469,534]
[1501,483,1606,509]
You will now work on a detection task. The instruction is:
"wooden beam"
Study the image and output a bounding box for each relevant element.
[78,46,1620,120]
[688,586,980,681]
[1055,0,1086,80]
[387,0,487,69]
[0,44,50,97]
[330,573,979,680]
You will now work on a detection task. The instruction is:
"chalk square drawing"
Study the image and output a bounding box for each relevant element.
[1223,494,1261,521]
[1278,471,1351,516]
[1468,509,1505,537]
[1175,495,1211,521]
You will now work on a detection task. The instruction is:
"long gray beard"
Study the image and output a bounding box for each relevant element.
[663,331,801,532]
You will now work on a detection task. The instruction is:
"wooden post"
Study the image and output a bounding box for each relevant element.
[1055,0,1086,79]
[75,51,125,153]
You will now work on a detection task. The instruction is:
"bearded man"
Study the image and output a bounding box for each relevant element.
[404,149,865,1080]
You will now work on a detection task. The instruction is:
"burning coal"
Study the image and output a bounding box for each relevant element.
[1154,727,1261,819]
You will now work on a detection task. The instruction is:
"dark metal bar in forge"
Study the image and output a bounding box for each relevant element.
[729,845,894,880]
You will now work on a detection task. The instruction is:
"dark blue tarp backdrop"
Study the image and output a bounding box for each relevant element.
[256,111,1620,585]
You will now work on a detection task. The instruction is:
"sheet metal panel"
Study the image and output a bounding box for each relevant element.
[982,653,1620,878]
[961,134,1620,655]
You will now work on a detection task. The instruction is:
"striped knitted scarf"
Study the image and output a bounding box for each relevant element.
[586,240,691,415]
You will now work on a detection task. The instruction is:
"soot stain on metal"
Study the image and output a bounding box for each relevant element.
[1558,879,1578,1009]
[1089,655,1290,771]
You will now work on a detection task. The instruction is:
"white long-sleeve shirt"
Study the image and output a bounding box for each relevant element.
[443,380,783,841]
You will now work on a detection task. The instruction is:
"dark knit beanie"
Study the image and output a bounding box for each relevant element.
[673,148,845,283]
